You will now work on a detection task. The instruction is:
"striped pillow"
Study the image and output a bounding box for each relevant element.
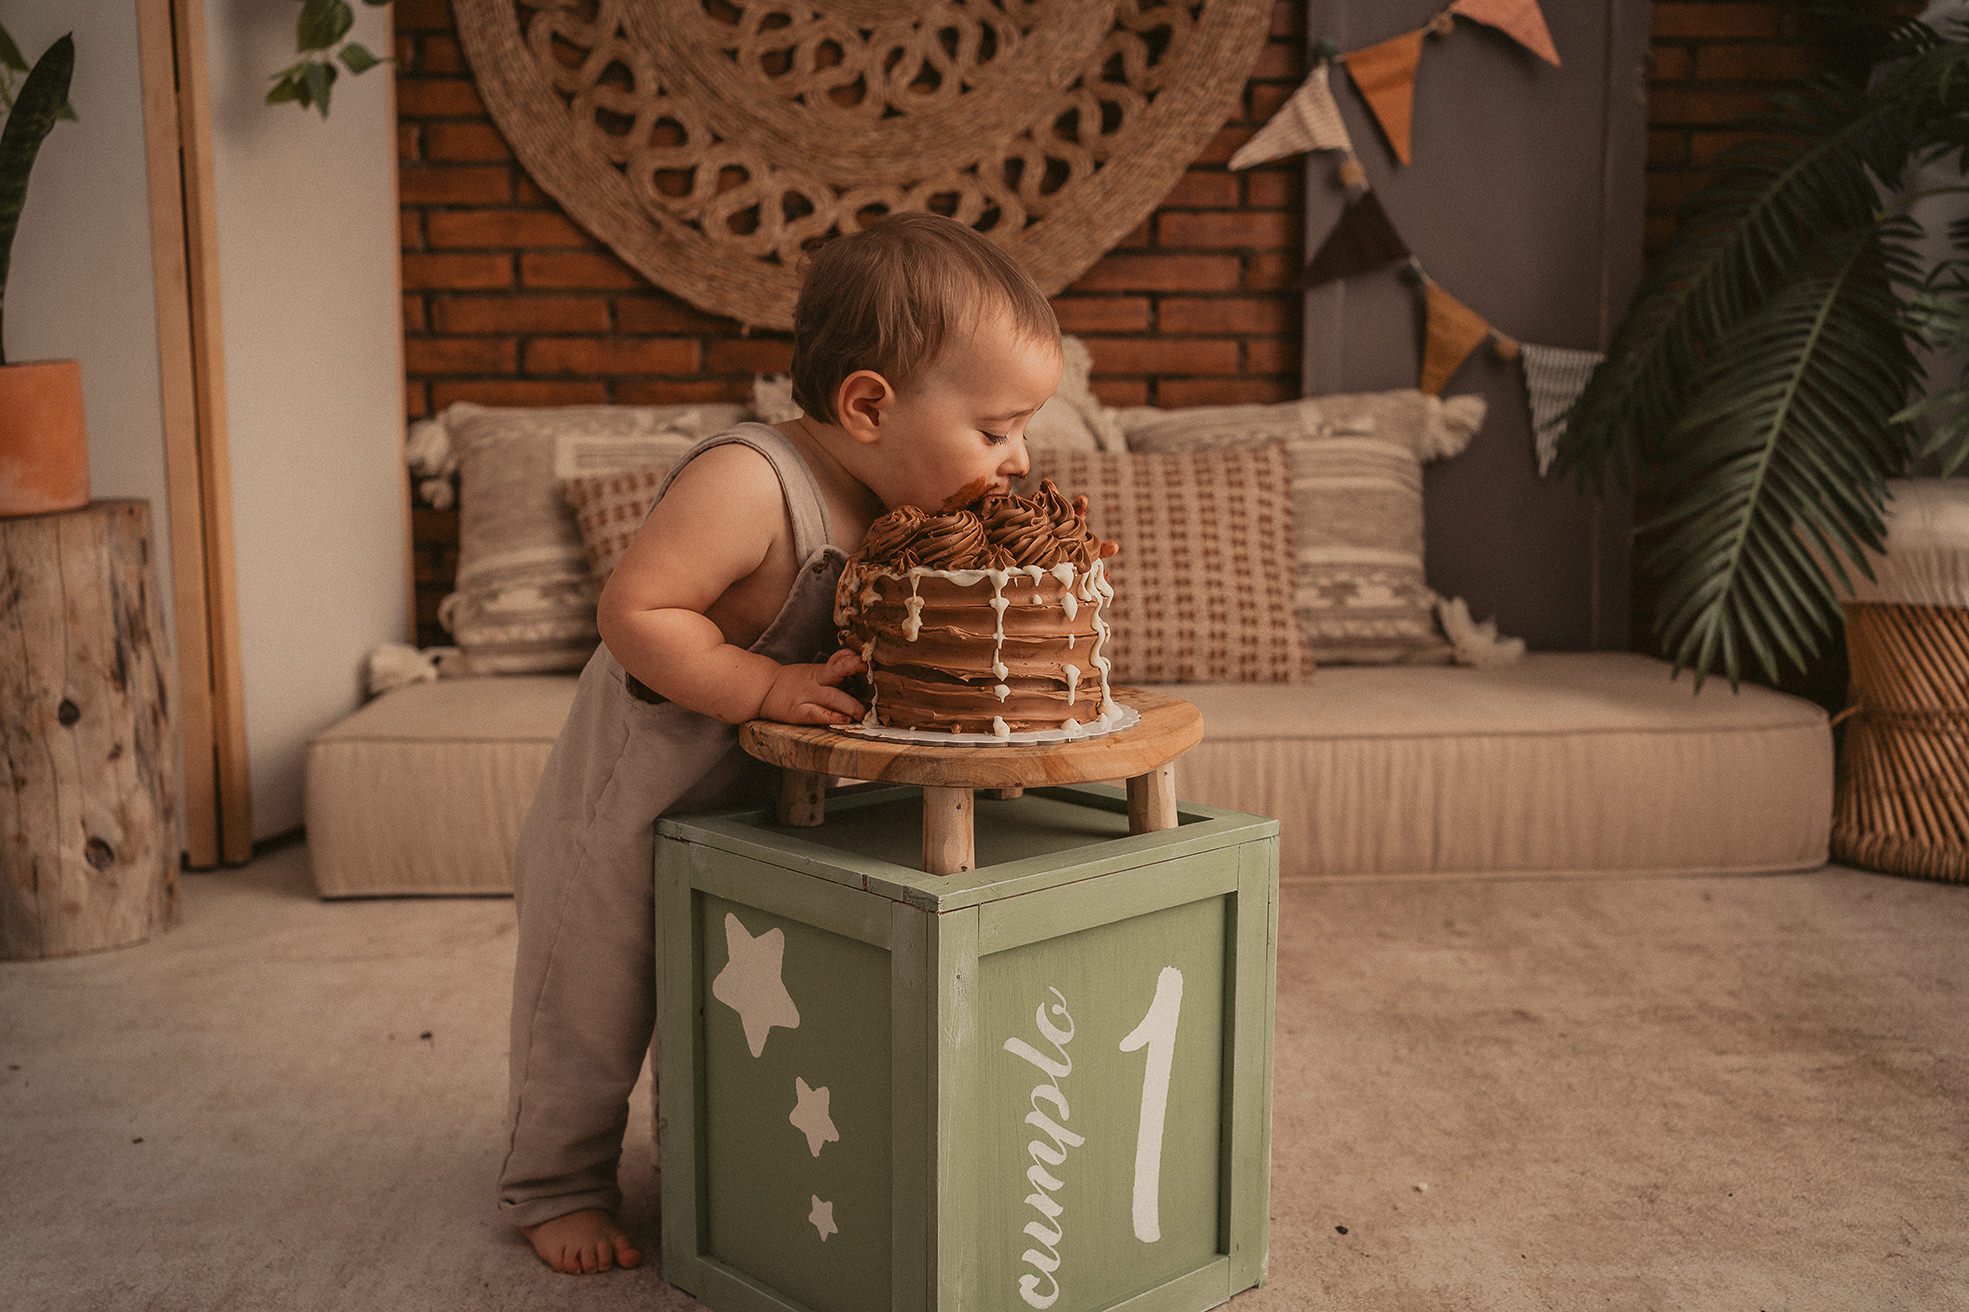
[1113,391,1486,663]
[1022,443,1315,684]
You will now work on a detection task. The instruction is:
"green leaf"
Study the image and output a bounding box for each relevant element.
[339,42,381,75]
[0,24,28,73]
[297,0,354,54]
[1638,228,1911,689]
[0,32,76,368]
[302,59,337,117]
[265,71,306,106]
[1553,26,1969,497]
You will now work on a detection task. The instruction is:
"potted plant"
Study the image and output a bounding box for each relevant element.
[1555,10,1969,690]
[0,28,81,517]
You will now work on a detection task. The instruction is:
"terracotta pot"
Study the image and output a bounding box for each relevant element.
[0,359,90,517]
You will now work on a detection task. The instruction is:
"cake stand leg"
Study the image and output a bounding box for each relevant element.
[1127,763,1178,833]
[922,786,975,875]
[777,768,827,827]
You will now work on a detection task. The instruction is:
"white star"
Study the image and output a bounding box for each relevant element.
[789,1076,840,1157]
[808,1194,838,1242]
[710,913,800,1057]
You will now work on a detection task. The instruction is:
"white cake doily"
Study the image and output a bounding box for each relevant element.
[834,702,1140,746]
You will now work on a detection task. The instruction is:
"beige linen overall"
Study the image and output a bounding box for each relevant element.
[497,422,849,1228]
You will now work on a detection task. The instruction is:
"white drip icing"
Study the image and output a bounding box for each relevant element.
[841,558,1113,735]
[990,715,1010,740]
[903,574,924,642]
[989,569,1008,696]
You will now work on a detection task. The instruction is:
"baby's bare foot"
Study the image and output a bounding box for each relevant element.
[521,1208,643,1275]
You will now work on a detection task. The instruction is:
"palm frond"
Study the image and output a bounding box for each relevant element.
[1552,26,1969,492]
[1639,225,1917,691]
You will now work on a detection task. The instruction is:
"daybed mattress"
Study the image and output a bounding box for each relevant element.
[303,652,1831,895]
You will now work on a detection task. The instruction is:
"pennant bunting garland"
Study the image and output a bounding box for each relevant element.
[1421,281,1493,396]
[1520,344,1603,474]
[1300,189,1410,289]
[1261,11,1575,407]
[1341,28,1426,166]
[1450,0,1561,67]
[1231,63,1355,171]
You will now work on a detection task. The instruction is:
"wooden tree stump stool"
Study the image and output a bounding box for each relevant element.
[740,687,1203,875]
[1,500,181,959]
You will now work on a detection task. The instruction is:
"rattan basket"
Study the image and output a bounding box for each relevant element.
[1832,601,1969,882]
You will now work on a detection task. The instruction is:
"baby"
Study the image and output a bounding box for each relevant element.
[498,211,1064,1275]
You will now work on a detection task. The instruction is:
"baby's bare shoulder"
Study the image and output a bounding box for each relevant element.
[661,439,783,511]
[602,440,788,615]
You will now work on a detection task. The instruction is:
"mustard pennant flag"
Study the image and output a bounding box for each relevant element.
[1341,27,1426,166]
[1451,0,1561,66]
[1519,343,1603,474]
[1231,63,1355,171]
[1299,189,1410,288]
[1421,282,1493,395]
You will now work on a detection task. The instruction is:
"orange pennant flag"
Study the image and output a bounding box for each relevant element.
[1451,0,1561,67]
[1421,282,1492,395]
[1341,28,1426,166]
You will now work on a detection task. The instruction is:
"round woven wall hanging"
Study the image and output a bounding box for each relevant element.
[454,0,1275,332]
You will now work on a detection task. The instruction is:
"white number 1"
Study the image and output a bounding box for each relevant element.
[1117,965,1184,1242]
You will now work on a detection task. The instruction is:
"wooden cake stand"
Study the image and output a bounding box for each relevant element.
[739,686,1202,876]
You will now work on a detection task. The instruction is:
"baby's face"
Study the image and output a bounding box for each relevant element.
[876,316,1061,512]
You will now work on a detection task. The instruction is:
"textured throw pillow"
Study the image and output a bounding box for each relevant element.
[563,466,675,581]
[1113,390,1487,664]
[434,401,735,675]
[1021,443,1315,685]
[749,333,1127,453]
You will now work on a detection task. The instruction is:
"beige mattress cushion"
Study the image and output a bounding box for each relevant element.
[303,652,1830,895]
[1158,651,1830,879]
[305,676,575,896]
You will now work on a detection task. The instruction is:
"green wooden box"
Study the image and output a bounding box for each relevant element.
[655,781,1278,1312]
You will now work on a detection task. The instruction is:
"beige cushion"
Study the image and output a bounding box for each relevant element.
[1115,390,1486,664]
[304,676,572,896]
[749,333,1127,454]
[303,653,1828,894]
[1168,652,1830,878]
[1026,444,1317,684]
[433,401,748,676]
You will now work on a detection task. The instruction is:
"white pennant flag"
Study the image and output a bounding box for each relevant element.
[1520,344,1603,476]
[1231,64,1355,171]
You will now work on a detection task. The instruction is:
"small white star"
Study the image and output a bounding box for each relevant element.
[789,1076,840,1157]
[808,1194,838,1242]
[710,913,800,1057]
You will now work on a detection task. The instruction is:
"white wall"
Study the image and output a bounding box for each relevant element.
[4,1,409,847]
[202,0,409,840]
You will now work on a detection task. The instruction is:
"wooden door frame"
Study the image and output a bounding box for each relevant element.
[136,0,252,867]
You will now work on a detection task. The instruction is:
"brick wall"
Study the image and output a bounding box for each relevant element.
[397,0,1828,648]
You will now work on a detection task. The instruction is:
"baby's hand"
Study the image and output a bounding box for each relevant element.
[759,648,867,726]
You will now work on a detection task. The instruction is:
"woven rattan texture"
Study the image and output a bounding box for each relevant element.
[1833,602,1969,883]
[453,0,1273,330]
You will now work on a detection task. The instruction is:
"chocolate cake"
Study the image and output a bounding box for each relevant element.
[834,479,1122,739]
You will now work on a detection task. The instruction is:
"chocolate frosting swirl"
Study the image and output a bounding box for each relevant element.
[854,478,1114,571]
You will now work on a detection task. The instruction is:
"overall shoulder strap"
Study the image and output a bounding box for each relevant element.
[641,422,836,558]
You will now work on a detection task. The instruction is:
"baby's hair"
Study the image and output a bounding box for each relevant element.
[789,212,1060,425]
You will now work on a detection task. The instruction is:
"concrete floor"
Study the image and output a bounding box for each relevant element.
[1,841,1964,1311]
